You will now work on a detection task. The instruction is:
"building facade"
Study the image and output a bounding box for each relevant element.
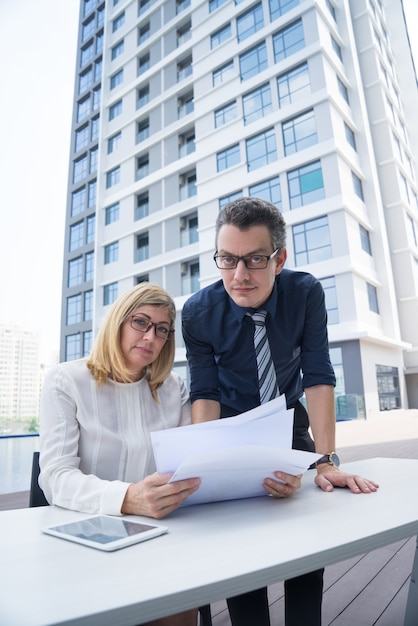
[60,0,418,416]
[0,324,41,429]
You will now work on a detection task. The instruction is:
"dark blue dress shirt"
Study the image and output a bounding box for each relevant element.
[182,268,336,417]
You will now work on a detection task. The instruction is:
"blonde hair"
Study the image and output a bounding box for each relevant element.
[86,283,176,401]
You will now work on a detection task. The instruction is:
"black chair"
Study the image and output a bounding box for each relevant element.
[29,451,212,625]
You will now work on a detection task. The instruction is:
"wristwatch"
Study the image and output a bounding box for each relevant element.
[315,452,340,468]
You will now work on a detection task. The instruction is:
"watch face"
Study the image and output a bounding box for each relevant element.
[330,453,340,467]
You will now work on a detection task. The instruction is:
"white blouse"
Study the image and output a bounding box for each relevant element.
[39,359,191,515]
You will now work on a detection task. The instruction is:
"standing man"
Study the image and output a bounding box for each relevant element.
[182,197,378,626]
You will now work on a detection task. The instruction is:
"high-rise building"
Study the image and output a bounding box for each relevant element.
[0,324,41,428]
[60,0,418,416]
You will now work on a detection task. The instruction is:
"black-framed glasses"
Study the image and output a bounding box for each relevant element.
[213,249,279,270]
[129,315,173,340]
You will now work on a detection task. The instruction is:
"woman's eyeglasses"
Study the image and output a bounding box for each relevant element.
[129,315,173,340]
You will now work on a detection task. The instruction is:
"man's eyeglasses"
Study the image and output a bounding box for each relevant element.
[129,315,173,340]
[213,249,279,270]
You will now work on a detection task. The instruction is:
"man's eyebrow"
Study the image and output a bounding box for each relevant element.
[217,248,269,255]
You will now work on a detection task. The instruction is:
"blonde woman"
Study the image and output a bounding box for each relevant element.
[40,282,200,626]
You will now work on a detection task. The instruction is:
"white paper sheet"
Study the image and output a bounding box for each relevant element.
[150,396,322,505]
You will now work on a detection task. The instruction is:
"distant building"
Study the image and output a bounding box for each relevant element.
[60,0,418,416]
[0,324,41,426]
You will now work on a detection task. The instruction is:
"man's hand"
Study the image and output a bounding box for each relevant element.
[314,465,379,494]
[263,471,302,498]
[121,473,201,518]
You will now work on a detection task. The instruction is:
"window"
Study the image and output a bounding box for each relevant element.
[138,53,150,75]
[73,156,88,184]
[240,42,267,81]
[135,233,149,262]
[86,215,95,244]
[407,215,417,247]
[82,16,95,42]
[83,0,94,17]
[105,202,120,225]
[292,216,332,266]
[181,260,200,295]
[269,0,299,22]
[376,365,400,410]
[85,251,94,281]
[179,170,197,199]
[106,166,120,188]
[94,59,102,82]
[83,330,93,357]
[71,188,86,217]
[249,177,281,209]
[326,0,336,21]
[177,22,192,47]
[178,91,194,117]
[180,213,198,245]
[79,69,93,94]
[66,334,81,361]
[75,125,89,152]
[138,85,150,108]
[136,192,149,220]
[113,12,125,32]
[139,0,150,13]
[277,63,310,106]
[179,130,195,157]
[211,24,232,48]
[67,294,82,325]
[110,69,123,90]
[209,0,228,12]
[109,100,122,120]
[77,96,90,123]
[88,181,96,208]
[246,128,277,171]
[84,290,93,321]
[89,147,98,174]
[92,86,101,111]
[80,42,94,67]
[217,144,240,172]
[282,109,317,155]
[108,131,122,154]
[137,119,149,143]
[219,191,243,209]
[176,0,191,14]
[213,61,234,87]
[136,274,149,284]
[344,122,356,150]
[319,276,338,324]
[273,19,304,62]
[111,40,124,60]
[337,76,349,103]
[138,23,150,44]
[69,221,84,252]
[68,257,83,287]
[177,56,192,81]
[360,225,372,255]
[215,101,237,127]
[104,241,119,264]
[103,282,118,306]
[329,347,345,399]
[136,154,149,179]
[331,36,342,61]
[352,171,364,200]
[367,283,379,313]
[243,83,272,125]
[237,4,264,43]
[288,161,324,209]
[91,117,99,142]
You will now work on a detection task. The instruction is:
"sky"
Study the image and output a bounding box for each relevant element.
[0,0,417,363]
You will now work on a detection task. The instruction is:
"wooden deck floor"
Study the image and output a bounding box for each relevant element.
[1,411,417,626]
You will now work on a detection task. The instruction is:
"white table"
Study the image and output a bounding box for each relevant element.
[1,458,417,626]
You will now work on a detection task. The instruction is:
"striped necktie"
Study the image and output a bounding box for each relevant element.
[248,310,278,404]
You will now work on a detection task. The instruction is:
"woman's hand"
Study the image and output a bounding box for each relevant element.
[263,471,302,498]
[121,472,201,518]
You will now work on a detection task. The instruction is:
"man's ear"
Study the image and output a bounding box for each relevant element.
[275,248,287,275]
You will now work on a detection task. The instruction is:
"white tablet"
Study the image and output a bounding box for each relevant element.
[42,515,168,551]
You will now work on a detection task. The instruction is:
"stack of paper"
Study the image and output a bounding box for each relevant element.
[150,395,321,505]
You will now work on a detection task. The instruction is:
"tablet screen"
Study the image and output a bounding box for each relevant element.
[43,515,168,551]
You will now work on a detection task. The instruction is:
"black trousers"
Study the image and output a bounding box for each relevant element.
[226,401,324,626]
